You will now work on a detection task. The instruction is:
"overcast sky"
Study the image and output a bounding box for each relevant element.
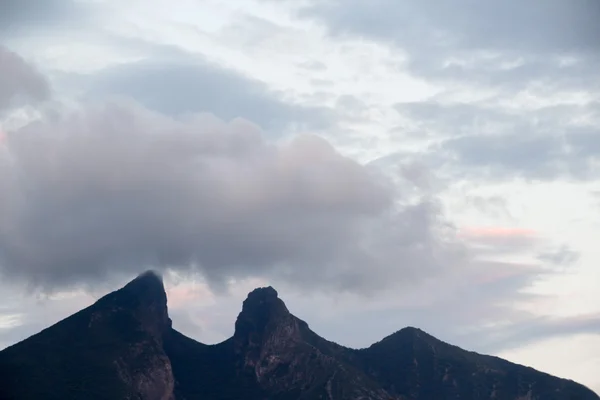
[1,0,599,393]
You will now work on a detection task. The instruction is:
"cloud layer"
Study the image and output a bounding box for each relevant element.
[0,98,465,291]
[88,53,334,132]
[303,0,600,82]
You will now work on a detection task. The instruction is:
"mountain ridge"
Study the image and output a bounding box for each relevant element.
[0,270,597,400]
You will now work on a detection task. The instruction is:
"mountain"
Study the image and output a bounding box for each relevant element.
[0,272,597,400]
[0,271,175,400]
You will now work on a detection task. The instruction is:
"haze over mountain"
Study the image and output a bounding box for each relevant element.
[0,271,597,400]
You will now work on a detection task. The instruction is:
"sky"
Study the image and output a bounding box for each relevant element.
[0,0,599,393]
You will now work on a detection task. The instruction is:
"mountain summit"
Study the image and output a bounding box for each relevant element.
[234,286,292,342]
[0,275,598,400]
[124,270,165,294]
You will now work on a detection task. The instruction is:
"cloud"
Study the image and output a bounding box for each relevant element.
[438,111,599,181]
[0,0,88,38]
[537,245,580,267]
[0,46,50,112]
[458,226,538,255]
[0,99,469,292]
[301,0,600,89]
[86,52,334,133]
[303,0,600,54]
[301,2,600,183]
[281,256,575,353]
[479,313,600,353]
[464,195,511,219]
[392,100,600,181]
[442,132,567,179]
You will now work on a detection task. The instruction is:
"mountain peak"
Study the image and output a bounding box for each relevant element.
[127,269,164,287]
[93,270,172,337]
[369,326,437,351]
[246,285,279,301]
[119,270,166,302]
[239,286,288,316]
[233,286,292,343]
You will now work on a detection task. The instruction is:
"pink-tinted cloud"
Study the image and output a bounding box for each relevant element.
[454,227,545,288]
[458,226,540,257]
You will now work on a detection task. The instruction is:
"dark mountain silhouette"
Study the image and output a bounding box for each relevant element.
[0,271,597,400]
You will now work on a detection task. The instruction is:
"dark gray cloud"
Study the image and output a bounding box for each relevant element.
[86,55,334,133]
[441,132,568,180]
[439,121,598,182]
[538,245,580,267]
[0,0,88,37]
[0,46,50,112]
[394,101,519,139]
[477,314,600,353]
[569,127,600,158]
[301,0,600,89]
[303,0,600,55]
[392,100,600,181]
[0,100,469,292]
[302,0,600,183]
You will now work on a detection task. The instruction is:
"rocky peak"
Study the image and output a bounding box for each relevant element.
[234,287,290,336]
[366,326,438,357]
[96,270,172,339]
[121,270,167,303]
[233,286,299,354]
[247,285,279,300]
